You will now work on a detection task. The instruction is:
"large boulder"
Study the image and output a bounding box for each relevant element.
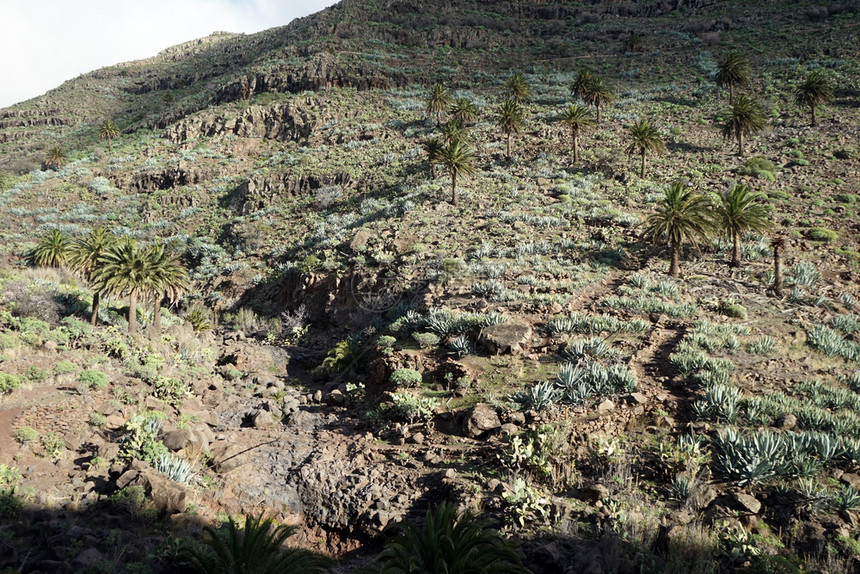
[481,322,532,354]
[464,403,501,437]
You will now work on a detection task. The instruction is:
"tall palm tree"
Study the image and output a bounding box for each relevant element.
[92,239,150,335]
[495,98,525,158]
[714,184,772,267]
[449,98,478,126]
[571,69,592,101]
[643,182,715,277]
[439,120,467,145]
[143,244,189,332]
[715,51,751,105]
[68,228,116,325]
[722,95,766,156]
[27,229,71,268]
[423,137,443,178]
[427,84,453,126]
[504,72,532,106]
[625,119,665,178]
[795,70,833,127]
[560,104,594,163]
[371,502,528,574]
[181,514,333,574]
[439,139,476,207]
[99,120,120,154]
[44,147,67,171]
[583,76,614,123]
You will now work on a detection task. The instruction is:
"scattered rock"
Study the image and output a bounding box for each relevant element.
[733,492,762,514]
[464,403,501,437]
[776,413,797,430]
[840,473,860,490]
[596,399,615,413]
[480,322,532,355]
[251,409,278,428]
[580,483,610,502]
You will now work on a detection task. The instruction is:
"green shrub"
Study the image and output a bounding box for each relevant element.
[808,227,838,242]
[0,333,18,350]
[24,365,49,382]
[738,156,775,180]
[412,332,441,349]
[60,316,92,341]
[836,194,857,204]
[0,373,22,394]
[768,190,790,201]
[111,485,147,514]
[389,368,423,387]
[722,302,748,319]
[14,427,38,444]
[53,360,77,375]
[41,432,66,459]
[78,369,109,390]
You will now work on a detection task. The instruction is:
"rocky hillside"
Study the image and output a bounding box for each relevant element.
[1,0,860,572]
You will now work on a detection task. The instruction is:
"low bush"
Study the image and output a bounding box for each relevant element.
[389,368,422,387]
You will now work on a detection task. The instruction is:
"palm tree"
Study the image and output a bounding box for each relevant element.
[439,139,476,207]
[625,119,665,178]
[144,244,189,332]
[44,147,67,171]
[795,70,833,127]
[27,229,71,268]
[583,76,614,123]
[495,98,525,158]
[714,184,772,267]
[99,120,120,154]
[68,228,116,325]
[643,182,715,277]
[423,137,443,178]
[722,95,766,156]
[715,51,751,105]
[571,69,592,101]
[504,72,532,106]
[771,235,787,296]
[92,239,150,335]
[449,98,478,126]
[371,502,528,574]
[560,104,594,163]
[427,84,452,126]
[439,120,467,145]
[181,514,333,574]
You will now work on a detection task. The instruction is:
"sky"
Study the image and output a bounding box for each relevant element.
[0,0,339,108]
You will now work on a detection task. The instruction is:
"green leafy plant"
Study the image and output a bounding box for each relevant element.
[389,368,422,388]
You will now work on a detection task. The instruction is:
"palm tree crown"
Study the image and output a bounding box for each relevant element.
[439,139,477,207]
[181,514,333,574]
[560,104,594,163]
[449,97,478,126]
[423,137,443,178]
[28,229,71,268]
[571,69,592,101]
[715,51,751,105]
[439,120,467,145]
[504,72,532,106]
[625,119,665,178]
[144,244,189,332]
[495,98,525,158]
[643,182,715,277]
[582,76,614,123]
[795,70,833,126]
[427,84,453,126]
[722,95,766,156]
[372,502,528,574]
[44,147,67,171]
[715,184,772,267]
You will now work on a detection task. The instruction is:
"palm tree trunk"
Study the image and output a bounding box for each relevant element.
[596,102,601,123]
[128,289,138,335]
[506,131,512,158]
[669,238,681,277]
[451,172,458,207]
[91,291,100,326]
[729,83,734,106]
[153,298,163,332]
[640,150,647,178]
[737,131,744,156]
[572,131,579,163]
[772,239,785,296]
[810,104,816,127]
[731,231,741,267]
